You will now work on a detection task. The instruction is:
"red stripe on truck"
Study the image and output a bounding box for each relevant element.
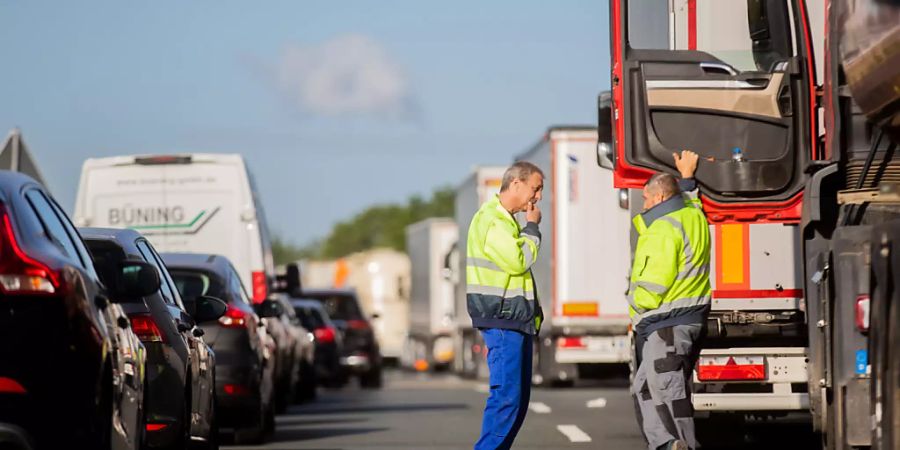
[712,289,803,299]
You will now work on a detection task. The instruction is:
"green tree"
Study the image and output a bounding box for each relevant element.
[317,186,455,258]
[271,234,320,265]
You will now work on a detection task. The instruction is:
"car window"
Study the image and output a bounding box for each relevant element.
[147,246,186,310]
[227,264,252,305]
[46,194,99,279]
[24,190,85,269]
[169,269,212,299]
[136,240,176,306]
[304,294,364,321]
[310,309,329,327]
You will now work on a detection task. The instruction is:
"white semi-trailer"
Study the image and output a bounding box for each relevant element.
[452,166,505,378]
[517,126,632,386]
[404,218,458,371]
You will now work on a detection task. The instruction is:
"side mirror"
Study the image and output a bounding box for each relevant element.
[185,296,227,323]
[255,299,284,318]
[597,90,614,170]
[116,261,160,299]
[274,262,302,295]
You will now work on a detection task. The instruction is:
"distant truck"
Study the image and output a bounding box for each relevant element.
[299,249,411,365]
[404,218,458,371]
[517,126,632,385]
[452,166,505,378]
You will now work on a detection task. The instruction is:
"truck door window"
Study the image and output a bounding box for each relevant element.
[628,0,793,72]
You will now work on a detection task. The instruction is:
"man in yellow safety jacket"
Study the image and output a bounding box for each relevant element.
[467,161,544,450]
[630,151,711,450]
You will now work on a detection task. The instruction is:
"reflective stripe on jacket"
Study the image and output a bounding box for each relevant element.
[628,194,711,338]
[466,195,543,335]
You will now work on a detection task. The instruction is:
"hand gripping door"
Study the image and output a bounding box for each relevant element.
[610,0,818,221]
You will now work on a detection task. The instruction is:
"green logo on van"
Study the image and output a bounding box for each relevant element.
[127,207,221,235]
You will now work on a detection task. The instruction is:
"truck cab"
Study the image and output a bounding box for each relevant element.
[607,0,823,442]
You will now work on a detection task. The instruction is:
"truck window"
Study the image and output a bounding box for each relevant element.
[628,0,793,72]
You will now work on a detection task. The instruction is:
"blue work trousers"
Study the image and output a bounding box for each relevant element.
[475,328,533,450]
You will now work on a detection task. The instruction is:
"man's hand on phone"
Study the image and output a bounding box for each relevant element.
[526,202,542,224]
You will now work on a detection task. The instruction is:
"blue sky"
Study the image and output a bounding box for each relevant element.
[1,0,610,245]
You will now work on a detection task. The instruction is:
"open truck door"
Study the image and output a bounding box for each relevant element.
[610,0,818,221]
[609,1,823,444]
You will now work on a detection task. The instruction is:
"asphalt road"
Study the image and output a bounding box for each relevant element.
[222,370,821,450]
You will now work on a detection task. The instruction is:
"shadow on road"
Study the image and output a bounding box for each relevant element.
[267,426,389,444]
[291,402,469,416]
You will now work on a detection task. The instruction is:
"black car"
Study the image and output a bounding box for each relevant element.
[162,253,278,444]
[291,299,345,387]
[81,228,224,450]
[298,289,382,388]
[0,171,152,449]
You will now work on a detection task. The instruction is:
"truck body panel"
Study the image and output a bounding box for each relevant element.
[405,218,458,367]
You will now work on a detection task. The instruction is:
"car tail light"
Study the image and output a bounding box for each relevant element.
[251,271,267,303]
[347,319,370,331]
[0,206,60,295]
[0,377,26,394]
[314,326,336,343]
[697,356,766,381]
[557,337,586,349]
[223,384,251,396]
[145,423,168,432]
[130,314,164,343]
[218,304,247,328]
[856,295,870,333]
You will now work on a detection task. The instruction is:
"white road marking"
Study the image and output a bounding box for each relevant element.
[475,384,490,393]
[557,424,592,443]
[528,402,551,414]
[587,397,608,408]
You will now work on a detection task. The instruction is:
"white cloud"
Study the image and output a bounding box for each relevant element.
[272,34,417,119]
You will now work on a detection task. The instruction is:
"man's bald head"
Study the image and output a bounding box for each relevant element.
[642,172,681,211]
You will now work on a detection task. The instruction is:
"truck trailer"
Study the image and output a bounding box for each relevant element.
[517,126,632,386]
[404,218,459,371]
[452,166,505,378]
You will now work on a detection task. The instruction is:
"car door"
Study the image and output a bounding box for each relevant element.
[610,0,817,217]
[140,241,214,438]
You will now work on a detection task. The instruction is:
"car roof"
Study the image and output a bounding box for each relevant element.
[290,298,328,309]
[161,252,232,276]
[79,227,144,243]
[299,288,357,297]
[0,170,46,202]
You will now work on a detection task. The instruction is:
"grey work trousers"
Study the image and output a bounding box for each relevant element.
[631,324,703,450]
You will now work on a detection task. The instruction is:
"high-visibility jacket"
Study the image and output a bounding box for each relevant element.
[466,195,543,335]
[628,194,711,338]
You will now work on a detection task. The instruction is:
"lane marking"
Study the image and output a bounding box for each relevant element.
[528,402,551,414]
[557,424,592,443]
[475,384,490,393]
[587,397,607,408]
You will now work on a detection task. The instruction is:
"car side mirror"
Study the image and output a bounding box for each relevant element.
[185,296,227,323]
[597,90,614,170]
[254,299,284,318]
[115,261,160,299]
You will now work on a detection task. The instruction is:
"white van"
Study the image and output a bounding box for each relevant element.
[74,153,276,302]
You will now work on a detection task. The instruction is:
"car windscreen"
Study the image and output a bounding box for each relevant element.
[169,269,227,302]
[302,294,363,321]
